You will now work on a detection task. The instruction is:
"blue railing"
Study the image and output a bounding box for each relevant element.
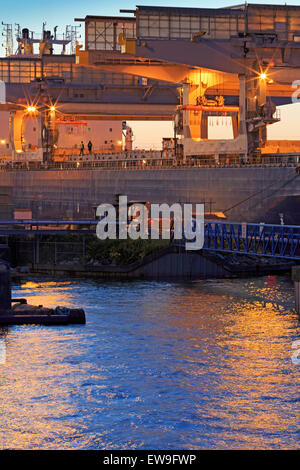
[203,222,300,260]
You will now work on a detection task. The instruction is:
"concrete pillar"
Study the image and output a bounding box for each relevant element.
[182,82,206,141]
[182,83,191,140]
[257,76,267,148]
[292,266,300,314]
[257,76,267,107]
[247,73,258,114]
[200,112,208,139]
[231,114,239,139]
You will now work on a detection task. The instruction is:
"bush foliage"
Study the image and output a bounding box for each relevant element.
[12,234,170,266]
[85,238,169,265]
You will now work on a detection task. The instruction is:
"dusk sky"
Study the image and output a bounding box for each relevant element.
[1,0,300,147]
[3,0,300,30]
[3,1,300,48]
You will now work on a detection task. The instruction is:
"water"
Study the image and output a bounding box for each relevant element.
[0,275,299,449]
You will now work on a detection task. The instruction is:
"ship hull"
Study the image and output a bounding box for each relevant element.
[0,167,299,225]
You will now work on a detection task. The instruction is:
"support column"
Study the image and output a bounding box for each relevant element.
[231,114,239,139]
[238,74,247,137]
[257,75,267,108]
[200,112,208,139]
[292,266,300,314]
[9,110,24,157]
[257,75,267,148]
[182,83,192,140]
[182,82,206,141]
[238,74,248,161]
[37,112,43,149]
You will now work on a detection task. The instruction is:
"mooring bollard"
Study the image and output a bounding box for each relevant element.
[0,260,11,311]
[292,266,300,314]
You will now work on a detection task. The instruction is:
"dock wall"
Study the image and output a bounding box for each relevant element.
[30,247,228,280]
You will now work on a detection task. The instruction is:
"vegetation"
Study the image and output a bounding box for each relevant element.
[9,234,170,266]
[85,238,169,265]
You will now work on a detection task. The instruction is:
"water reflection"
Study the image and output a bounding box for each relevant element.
[0,275,298,449]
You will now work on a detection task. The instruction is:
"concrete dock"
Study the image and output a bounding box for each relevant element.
[0,259,86,325]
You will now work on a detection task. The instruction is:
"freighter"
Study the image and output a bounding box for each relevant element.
[0,3,299,224]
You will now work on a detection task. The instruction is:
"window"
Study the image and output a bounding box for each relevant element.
[275,22,286,31]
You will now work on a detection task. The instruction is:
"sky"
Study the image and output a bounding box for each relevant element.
[2,0,300,49]
[2,0,300,147]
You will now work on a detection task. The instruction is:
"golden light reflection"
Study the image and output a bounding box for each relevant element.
[136,277,298,448]
[21,281,72,289]
[1,277,298,449]
[17,281,76,309]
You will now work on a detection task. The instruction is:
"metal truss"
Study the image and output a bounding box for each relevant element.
[204,222,300,260]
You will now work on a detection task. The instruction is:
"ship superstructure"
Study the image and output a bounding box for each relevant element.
[0,4,299,225]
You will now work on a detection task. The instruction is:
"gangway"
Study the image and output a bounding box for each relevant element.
[200,222,300,261]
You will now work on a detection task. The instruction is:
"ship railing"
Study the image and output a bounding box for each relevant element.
[0,154,299,171]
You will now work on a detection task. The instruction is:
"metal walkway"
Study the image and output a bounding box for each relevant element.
[201,222,300,261]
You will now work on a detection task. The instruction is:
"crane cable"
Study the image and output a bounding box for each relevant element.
[224,168,299,214]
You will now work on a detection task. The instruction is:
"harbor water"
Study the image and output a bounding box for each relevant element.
[0,275,299,449]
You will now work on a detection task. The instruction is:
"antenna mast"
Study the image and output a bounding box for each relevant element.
[2,22,14,56]
[65,24,81,54]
